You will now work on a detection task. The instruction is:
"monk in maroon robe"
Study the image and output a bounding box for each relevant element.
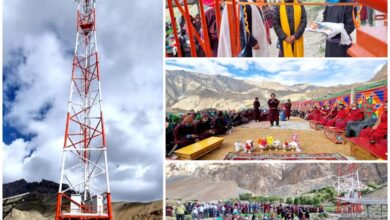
[325,104,348,127]
[359,102,387,144]
[171,115,198,154]
[253,97,261,122]
[268,93,280,126]
[335,103,364,130]
[306,108,315,120]
[319,106,338,125]
[320,106,330,117]
[307,107,321,121]
[195,114,215,140]
[284,99,292,120]
[206,8,218,57]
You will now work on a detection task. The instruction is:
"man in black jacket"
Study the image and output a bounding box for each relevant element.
[273,0,307,57]
[323,0,356,57]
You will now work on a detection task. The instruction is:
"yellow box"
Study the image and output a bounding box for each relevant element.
[175,137,224,160]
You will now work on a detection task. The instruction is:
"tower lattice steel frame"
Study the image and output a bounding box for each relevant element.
[55,0,112,219]
[336,163,362,214]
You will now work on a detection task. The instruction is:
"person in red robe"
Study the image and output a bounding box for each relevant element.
[253,97,261,122]
[284,99,292,120]
[319,106,338,125]
[359,102,387,144]
[320,105,330,117]
[307,106,321,121]
[306,107,315,120]
[334,103,364,130]
[170,115,198,155]
[268,93,280,126]
[325,104,348,127]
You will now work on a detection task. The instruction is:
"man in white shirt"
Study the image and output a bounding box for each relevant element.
[192,207,199,220]
[199,205,204,219]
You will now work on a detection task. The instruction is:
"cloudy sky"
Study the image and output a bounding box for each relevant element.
[166,59,387,86]
[3,0,163,202]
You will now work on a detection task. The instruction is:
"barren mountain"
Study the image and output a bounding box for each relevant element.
[4,201,162,220]
[370,64,387,82]
[166,175,251,201]
[166,163,387,201]
[166,64,387,112]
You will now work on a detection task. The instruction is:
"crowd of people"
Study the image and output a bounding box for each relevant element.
[168,201,324,220]
[166,108,255,156]
[167,91,387,155]
[166,94,292,156]
[305,101,387,144]
[166,0,374,58]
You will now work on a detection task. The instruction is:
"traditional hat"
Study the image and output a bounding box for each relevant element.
[171,114,180,124]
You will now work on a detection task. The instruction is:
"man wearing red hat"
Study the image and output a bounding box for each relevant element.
[169,115,198,155]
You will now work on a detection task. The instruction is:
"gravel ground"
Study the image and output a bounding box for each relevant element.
[199,117,351,160]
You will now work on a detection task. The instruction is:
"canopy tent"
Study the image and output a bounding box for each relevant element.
[355,80,388,118]
[338,197,387,205]
[337,197,388,219]
[291,80,387,115]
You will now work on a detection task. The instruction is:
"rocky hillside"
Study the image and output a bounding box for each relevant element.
[166,175,251,201]
[3,179,70,216]
[4,201,163,220]
[111,201,163,220]
[370,63,387,82]
[166,163,387,201]
[3,179,163,220]
[3,179,70,198]
[166,64,387,112]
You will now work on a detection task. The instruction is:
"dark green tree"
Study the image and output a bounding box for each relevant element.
[286,198,293,204]
[239,193,253,201]
[294,197,301,205]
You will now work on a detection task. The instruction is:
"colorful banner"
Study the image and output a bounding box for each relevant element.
[356,87,387,118]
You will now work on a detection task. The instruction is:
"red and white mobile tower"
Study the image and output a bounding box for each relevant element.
[55,0,112,219]
[336,163,362,214]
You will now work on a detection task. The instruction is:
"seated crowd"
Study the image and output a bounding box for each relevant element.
[305,101,387,145]
[291,109,307,119]
[166,95,294,156]
[166,109,269,156]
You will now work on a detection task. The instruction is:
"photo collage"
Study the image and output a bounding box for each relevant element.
[2,0,389,220]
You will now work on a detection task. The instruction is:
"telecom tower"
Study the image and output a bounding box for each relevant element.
[55,0,112,219]
[336,164,362,214]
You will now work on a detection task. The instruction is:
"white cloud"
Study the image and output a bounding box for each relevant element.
[252,59,300,73]
[3,139,29,182]
[3,0,162,202]
[166,59,233,76]
[165,63,194,72]
[216,59,251,71]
